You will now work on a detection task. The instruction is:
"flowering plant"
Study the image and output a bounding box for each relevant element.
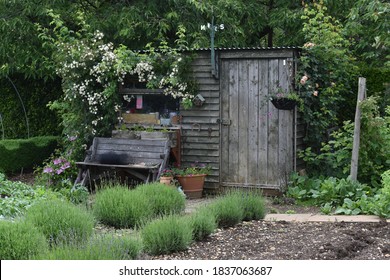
[160,169,175,177]
[268,86,304,111]
[172,162,211,176]
[35,151,77,191]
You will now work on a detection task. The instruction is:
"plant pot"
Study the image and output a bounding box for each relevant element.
[160,176,173,185]
[271,98,297,110]
[176,174,206,199]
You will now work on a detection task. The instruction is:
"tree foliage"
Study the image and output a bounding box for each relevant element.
[0,0,388,150]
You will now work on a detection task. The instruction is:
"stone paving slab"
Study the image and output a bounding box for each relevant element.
[264,213,390,223]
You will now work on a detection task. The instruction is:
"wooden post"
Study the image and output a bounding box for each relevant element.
[350,77,366,181]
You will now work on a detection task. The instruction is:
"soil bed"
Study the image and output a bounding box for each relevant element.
[142,220,389,260]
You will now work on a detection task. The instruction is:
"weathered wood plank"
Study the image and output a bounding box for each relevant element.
[181,133,220,140]
[182,137,220,144]
[219,50,296,59]
[182,150,220,157]
[278,58,290,181]
[228,59,240,183]
[258,59,269,184]
[267,59,280,185]
[182,143,219,150]
[248,59,260,183]
[220,60,230,183]
[96,138,166,146]
[94,150,164,160]
[238,60,249,183]
[181,110,220,117]
[198,84,220,91]
[97,144,165,153]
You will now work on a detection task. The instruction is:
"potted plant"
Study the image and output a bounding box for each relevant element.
[159,169,175,186]
[269,87,303,111]
[173,163,211,199]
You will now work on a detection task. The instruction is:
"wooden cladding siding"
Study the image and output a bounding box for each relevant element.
[180,52,220,189]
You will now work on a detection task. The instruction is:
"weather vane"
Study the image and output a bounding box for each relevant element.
[201,10,224,77]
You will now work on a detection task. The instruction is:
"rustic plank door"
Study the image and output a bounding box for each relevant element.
[220,58,295,189]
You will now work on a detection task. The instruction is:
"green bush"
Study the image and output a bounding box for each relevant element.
[287,172,390,218]
[0,220,48,259]
[208,191,245,228]
[0,173,63,218]
[372,170,390,218]
[239,190,266,221]
[25,199,94,246]
[0,136,59,173]
[133,182,185,216]
[37,234,142,260]
[93,185,153,229]
[141,215,193,255]
[189,206,217,241]
[299,99,390,188]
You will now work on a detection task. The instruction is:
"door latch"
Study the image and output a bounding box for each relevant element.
[216,119,231,126]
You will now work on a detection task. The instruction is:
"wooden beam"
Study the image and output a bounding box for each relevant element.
[350,77,367,181]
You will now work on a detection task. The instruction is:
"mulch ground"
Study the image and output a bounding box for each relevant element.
[143,220,390,260]
[141,198,390,260]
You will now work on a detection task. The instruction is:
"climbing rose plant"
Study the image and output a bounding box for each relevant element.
[39,12,196,160]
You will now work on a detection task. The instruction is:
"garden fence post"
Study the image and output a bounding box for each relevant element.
[350,77,366,181]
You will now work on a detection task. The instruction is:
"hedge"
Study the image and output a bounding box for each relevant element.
[0,136,59,173]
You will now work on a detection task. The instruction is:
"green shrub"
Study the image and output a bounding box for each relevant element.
[25,199,94,246]
[189,206,217,241]
[142,215,193,255]
[38,234,142,260]
[208,191,245,228]
[0,136,59,173]
[372,170,390,218]
[0,173,63,218]
[299,99,390,188]
[0,220,48,259]
[133,182,185,216]
[239,190,266,221]
[93,185,153,229]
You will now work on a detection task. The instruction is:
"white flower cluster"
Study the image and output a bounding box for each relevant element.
[123,95,134,102]
[58,31,120,135]
[159,58,192,100]
[129,61,156,83]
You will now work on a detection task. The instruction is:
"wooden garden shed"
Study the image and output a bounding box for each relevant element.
[180,47,304,194]
[118,47,304,194]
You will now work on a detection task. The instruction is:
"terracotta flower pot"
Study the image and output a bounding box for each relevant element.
[176,174,206,199]
[159,176,173,185]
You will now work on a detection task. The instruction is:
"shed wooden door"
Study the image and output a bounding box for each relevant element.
[220,58,295,189]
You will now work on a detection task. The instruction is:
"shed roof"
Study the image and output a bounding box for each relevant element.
[192,46,300,51]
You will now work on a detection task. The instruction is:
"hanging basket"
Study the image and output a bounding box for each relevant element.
[271,98,297,110]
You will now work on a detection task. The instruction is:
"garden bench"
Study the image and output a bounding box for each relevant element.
[74,137,170,191]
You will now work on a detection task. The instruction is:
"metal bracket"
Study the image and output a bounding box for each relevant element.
[216,119,231,126]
